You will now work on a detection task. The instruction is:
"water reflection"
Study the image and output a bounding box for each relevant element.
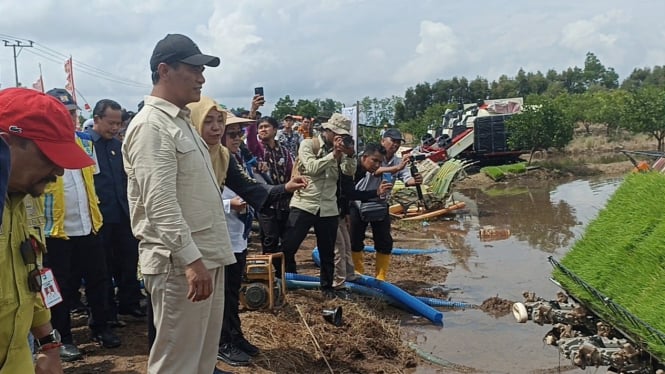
[411,177,624,373]
[421,220,476,271]
[457,183,577,252]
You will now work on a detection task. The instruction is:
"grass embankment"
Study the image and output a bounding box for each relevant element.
[554,172,665,359]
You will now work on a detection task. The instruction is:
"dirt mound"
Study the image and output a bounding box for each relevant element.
[479,296,515,318]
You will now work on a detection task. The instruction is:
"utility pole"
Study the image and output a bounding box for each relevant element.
[3,40,34,87]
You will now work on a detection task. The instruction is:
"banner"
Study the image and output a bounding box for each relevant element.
[64,57,77,103]
[31,75,44,93]
[341,106,358,150]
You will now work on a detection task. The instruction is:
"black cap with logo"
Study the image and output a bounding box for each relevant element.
[150,34,220,72]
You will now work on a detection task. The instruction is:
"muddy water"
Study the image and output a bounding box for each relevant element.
[409,177,623,374]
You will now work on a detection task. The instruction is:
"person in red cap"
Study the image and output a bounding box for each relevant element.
[42,88,121,362]
[0,87,95,374]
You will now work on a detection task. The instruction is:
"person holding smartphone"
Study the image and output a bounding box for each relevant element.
[349,128,422,281]
[335,143,392,291]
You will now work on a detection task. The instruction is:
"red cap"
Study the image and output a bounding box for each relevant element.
[0,88,94,169]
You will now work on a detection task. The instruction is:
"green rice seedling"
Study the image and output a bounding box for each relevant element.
[554,172,665,360]
[481,166,504,181]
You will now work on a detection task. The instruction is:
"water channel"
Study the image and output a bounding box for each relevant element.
[407,176,624,373]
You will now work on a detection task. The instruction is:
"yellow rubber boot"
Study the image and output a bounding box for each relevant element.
[352,251,364,275]
[375,253,391,281]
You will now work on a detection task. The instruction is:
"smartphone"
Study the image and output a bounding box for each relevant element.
[382,173,393,183]
[254,87,264,97]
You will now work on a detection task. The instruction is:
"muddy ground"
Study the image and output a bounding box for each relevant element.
[62,160,637,374]
[63,233,468,374]
[62,127,653,373]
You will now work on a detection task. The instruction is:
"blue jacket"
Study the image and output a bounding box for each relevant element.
[86,128,130,223]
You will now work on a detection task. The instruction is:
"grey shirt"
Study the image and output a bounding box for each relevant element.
[355,155,413,199]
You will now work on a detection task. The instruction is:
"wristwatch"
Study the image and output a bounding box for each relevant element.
[36,329,62,352]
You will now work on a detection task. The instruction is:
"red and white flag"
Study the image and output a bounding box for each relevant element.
[31,75,44,93]
[64,57,77,103]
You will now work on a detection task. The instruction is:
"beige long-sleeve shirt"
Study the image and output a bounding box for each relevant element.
[122,96,235,275]
[289,134,356,217]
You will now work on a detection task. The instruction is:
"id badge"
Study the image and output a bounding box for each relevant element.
[39,268,63,308]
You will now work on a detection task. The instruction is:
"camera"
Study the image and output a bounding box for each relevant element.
[342,135,354,148]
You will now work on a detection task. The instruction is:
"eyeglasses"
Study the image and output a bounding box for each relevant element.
[225,131,242,139]
[20,237,42,293]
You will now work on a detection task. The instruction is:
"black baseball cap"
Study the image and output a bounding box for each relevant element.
[383,128,404,141]
[45,88,80,110]
[150,34,220,72]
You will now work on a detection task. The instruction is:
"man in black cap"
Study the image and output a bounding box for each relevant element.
[122,34,230,374]
[349,128,423,281]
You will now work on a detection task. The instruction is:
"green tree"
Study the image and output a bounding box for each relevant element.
[359,96,401,127]
[624,87,665,151]
[582,52,619,90]
[505,100,574,164]
[490,74,518,99]
[527,71,549,95]
[561,67,586,94]
[468,76,490,102]
[593,90,629,137]
[294,99,319,119]
[566,92,599,134]
[621,66,665,91]
[402,82,433,121]
[399,103,452,143]
[270,95,296,120]
[313,98,343,118]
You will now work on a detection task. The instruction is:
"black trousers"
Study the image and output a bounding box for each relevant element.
[257,207,289,272]
[281,208,338,290]
[44,234,109,344]
[220,250,247,345]
[349,204,393,255]
[98,221,142,317]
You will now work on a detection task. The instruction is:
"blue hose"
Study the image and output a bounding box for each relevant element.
[363,245,445,255]
[414,296,473,309]
[286,279,386,299]
[285,276,472,309]
[355,275,443,325]
[311,249,444,325]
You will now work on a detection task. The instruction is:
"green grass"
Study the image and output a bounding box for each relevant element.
[554,172,665,360]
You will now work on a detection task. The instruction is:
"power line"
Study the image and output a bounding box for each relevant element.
[25,48,148,89]
[2,39,33,86]
[0,33,149,88]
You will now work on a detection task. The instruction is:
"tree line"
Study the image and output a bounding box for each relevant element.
[264,52,665,152]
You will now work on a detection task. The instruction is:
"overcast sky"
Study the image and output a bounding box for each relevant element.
[1,1,664,115]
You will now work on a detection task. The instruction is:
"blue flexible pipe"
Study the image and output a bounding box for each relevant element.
[285,277,472,309]
[363,245,445,255]
[355,275,443,325]
[311,249,444,325]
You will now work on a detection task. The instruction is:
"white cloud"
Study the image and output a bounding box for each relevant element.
[559,9,627,51]
[1,1,664,114]
[393,20,459,84]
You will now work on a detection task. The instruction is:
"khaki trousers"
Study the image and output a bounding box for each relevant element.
[333,215,356,288]
[145,266,225,374]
